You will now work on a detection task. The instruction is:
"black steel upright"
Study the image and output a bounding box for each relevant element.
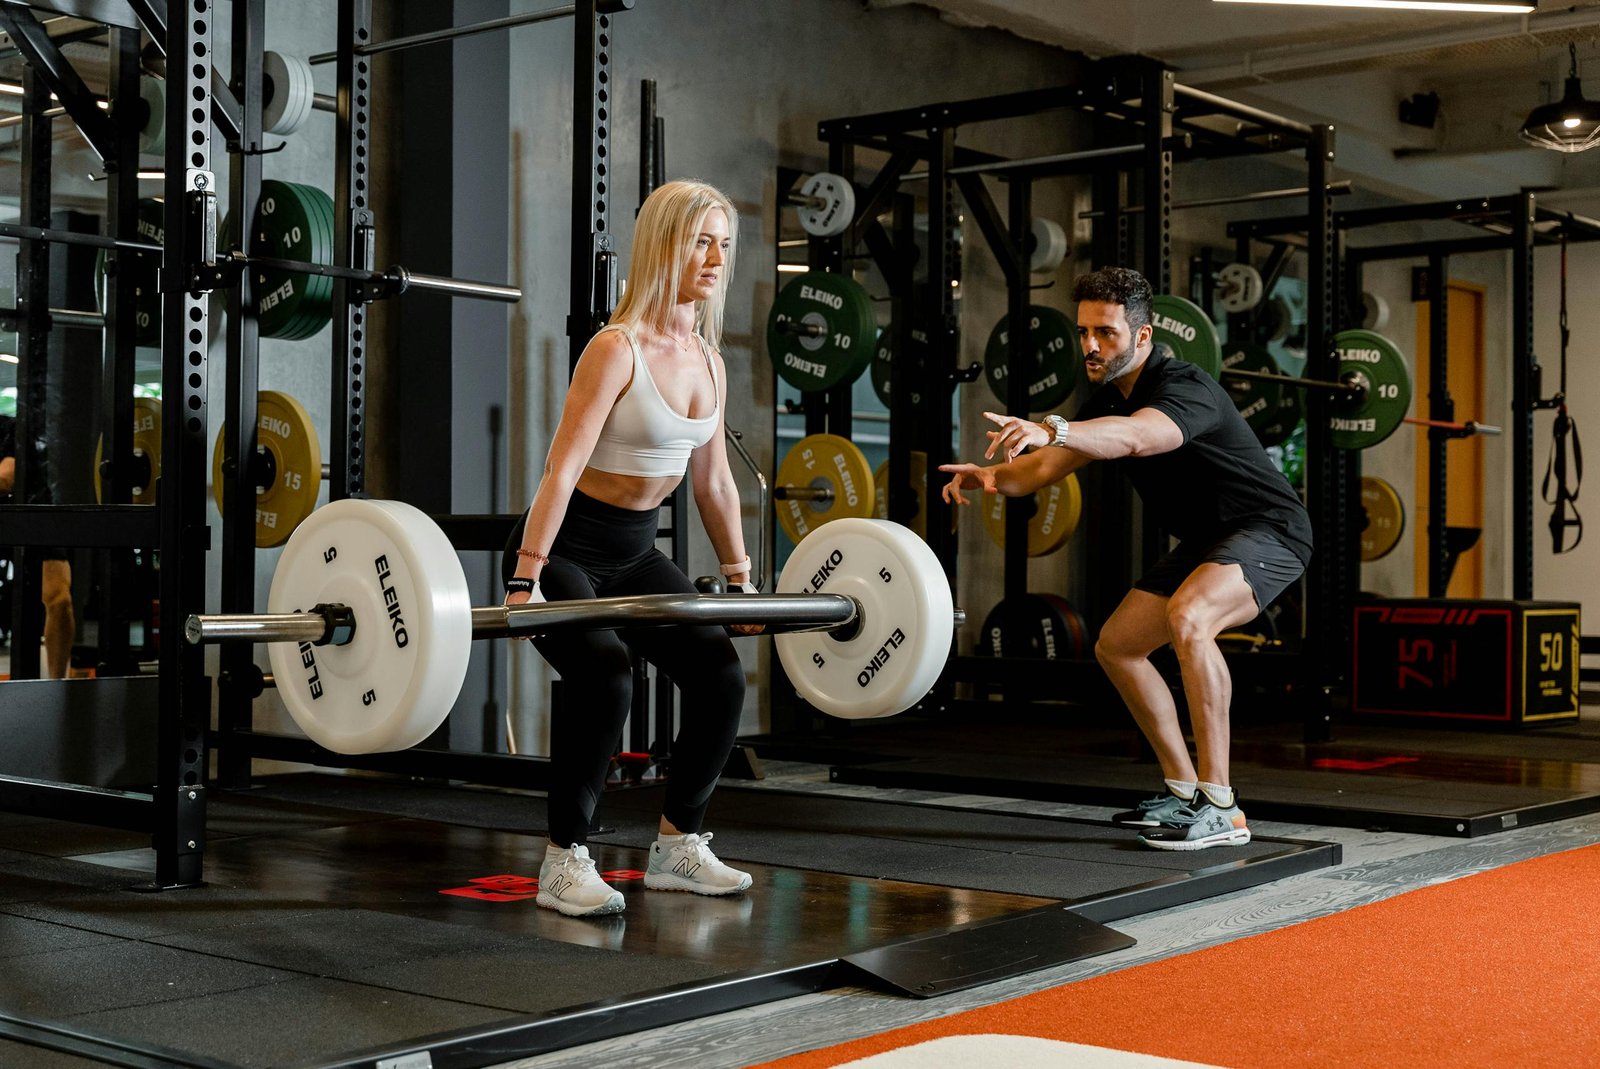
[9,66,51,681]
[333,0,374,500]
[216,0,268,788]
[96,25,144,677]
[155,0,218,888]
[1511,191,1536,599]
[1303,123,1343,741]
[568,0,614,369]
[1426,253,1451,596]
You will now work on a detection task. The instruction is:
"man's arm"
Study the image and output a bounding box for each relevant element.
[1054,408,1184,460]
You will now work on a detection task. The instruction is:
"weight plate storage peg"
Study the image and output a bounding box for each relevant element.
[1150,293,1223,381]
[94,197,165,348]
[267,498,473,754]
[1359,475,1406,562]
[1330,329,1412,450]
[253,180,335,340]
[794,172,856,238]
[982,472,1082,557]
[212,390,324,547]
[93,397,162,505]
[767,270,876,393]
[871,321,928,409]
[774,517,953,720]
[984,305,1077,412]
[775,433,875,545]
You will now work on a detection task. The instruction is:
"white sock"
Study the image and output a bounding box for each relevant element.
[1198,781,1235,809]
[546,842,574,858]
[1164,778,1197,800]
[656,832,688,845]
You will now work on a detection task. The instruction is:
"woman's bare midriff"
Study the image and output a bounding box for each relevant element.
[576,466,683,512]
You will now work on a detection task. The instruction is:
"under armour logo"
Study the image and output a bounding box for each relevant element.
[1207,816,1225,832]
[673,857,702,878]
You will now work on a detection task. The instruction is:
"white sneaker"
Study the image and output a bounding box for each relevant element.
[537,844,625,917]
[644,832,753,896]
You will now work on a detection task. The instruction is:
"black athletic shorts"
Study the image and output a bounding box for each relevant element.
[1134,525,1305,612]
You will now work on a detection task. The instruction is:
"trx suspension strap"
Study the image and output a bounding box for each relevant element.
[1542,232,1583,552]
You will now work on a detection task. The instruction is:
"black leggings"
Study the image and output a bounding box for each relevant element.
[502,489,745,847]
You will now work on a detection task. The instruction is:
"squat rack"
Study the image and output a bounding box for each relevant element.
[785,55,1343,733]
[0,0,607,888]
[1230,194,1600,601]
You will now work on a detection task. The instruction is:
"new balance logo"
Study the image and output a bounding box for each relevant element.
[546,873,573,897]
[673,857,702,878]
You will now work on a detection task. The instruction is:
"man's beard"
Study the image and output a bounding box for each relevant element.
[1099,339,1138,383]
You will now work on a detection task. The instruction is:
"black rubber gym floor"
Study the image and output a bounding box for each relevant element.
[744,710,1600,837]
[0,772,1336,1068]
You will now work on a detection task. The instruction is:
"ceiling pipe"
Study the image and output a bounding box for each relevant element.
[1179,6,1600,87]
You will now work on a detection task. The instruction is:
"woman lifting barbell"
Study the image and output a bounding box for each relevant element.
[502,179,755,917]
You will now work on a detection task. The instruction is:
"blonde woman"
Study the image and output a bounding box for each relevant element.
[503,180,755,917]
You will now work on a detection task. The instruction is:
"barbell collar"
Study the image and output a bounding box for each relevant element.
[775,319,827,338]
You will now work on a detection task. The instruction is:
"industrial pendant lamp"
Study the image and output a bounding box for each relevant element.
[1520,43,1600,153]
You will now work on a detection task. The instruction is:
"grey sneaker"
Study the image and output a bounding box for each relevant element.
[1111,792,1194,827]
[1139,801,1251,851]
[644,832,753,896]
[537,844,626,916]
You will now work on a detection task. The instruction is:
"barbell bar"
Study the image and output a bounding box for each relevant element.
[188,591,867,648]
[182,498,956,753]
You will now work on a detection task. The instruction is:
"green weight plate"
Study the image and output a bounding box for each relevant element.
[983,305,1077,412]
[253,180,334,340]
[1331,329,1412,450]
[1221,342,1288,442]
[1150,293,1222,381]
[870,321,928,409]
[767,271,875,393]
[94,197,164,348]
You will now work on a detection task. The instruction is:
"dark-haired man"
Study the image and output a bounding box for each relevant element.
[0,412,75,679]
[941,267,1312,849]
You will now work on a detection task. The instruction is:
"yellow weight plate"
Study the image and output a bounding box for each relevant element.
[93,397,162,505]
[776,433,874,545]
[212,390,323,547]
[872,451,952,538]
[1359,475,1405,562]
[983,472,1081,556]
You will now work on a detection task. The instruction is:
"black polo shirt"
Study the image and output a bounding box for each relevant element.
[1071,347,1314,564]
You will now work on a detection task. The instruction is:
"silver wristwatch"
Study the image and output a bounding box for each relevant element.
[1043,414,1070,447]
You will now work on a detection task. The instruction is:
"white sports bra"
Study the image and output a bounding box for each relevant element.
[586,324,719,478]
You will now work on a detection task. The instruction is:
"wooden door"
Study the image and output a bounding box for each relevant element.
[1413,283,1485,597]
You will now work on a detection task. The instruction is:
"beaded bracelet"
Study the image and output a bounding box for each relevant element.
[515,548,549,566]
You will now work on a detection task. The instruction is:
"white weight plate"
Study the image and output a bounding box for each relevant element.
[796,172,856,238]
[1216,262,1264,314]
[138,77,165,155]
[1361,290,1391,331]
[267,498,472,754]
[263,50,315,136]
[774,518,952,720]
[1029,217,1067,274]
